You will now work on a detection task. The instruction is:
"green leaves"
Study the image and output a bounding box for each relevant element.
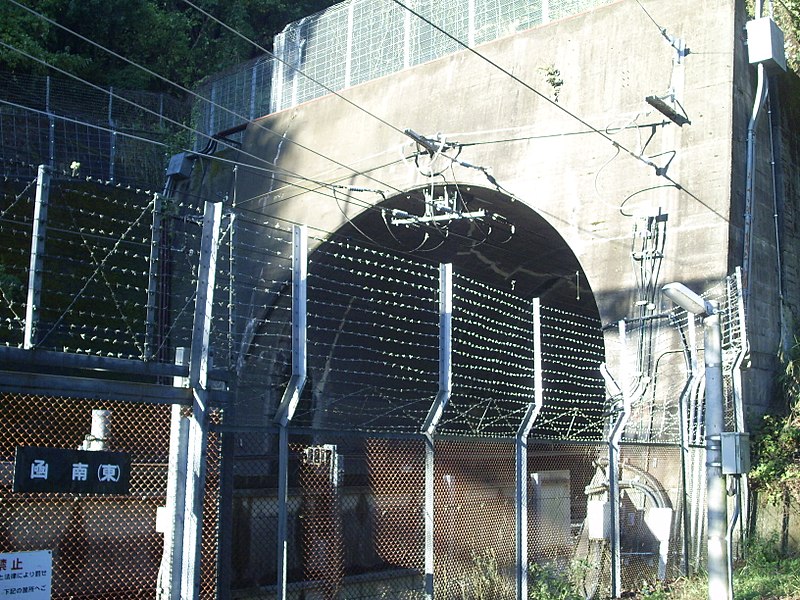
[0,0,338,92]
[750,334,800,504]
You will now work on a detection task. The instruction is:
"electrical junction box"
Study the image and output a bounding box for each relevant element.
[746,17,787,73]
[587,500,610,540]
[166,152,193,180]
[721,432,751,475]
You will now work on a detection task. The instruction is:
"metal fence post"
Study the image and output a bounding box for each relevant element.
[180,200,222,600]
[608,320,632,599]
[515,298,543,599]
[274,225,308,600]
[424,435,435,599]
[344,2,355,88]
[108,87,116,182]
[145,193,163,361]
[46,77,55,168]
[421,264,452,599]
[703,304,730,600]
[157,347,190,600]
[249,65,258,121]
[24,165,50,349]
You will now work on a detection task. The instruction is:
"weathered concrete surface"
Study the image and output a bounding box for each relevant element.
[226,0,796,424]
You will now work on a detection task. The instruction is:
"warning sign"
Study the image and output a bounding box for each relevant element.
[0,550,51,599]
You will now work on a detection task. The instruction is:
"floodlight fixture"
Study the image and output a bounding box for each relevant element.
[663,281,729,600]
[662,282,713,316]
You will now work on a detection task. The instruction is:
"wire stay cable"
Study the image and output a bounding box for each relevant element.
[387,0,725,221]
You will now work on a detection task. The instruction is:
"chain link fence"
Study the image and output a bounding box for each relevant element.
[0,393,217,598]
[194,0,615,145]
[222,433,695,599]
[0,173,207,361]
[1,167,748,598]
[0,71,187,189]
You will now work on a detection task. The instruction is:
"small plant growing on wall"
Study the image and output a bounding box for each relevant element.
[540,64,564,102]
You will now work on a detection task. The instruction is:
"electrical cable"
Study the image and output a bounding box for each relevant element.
[388,0,726,221]
[7,0,688,262]
[3,90,393,226]
[4,0,410,200]
[176,0,668,231]
[619,185,677,218]
[0,98,169,150]
[180,0,408,138]
[2,7,664,297]
[633,0,676,46]
[0,40,408,212]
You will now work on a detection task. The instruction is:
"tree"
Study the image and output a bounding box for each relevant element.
[0,0,338,94]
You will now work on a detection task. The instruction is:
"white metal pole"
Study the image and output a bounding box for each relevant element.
[703,304,730,600]
[180,200,222,600]
[24,165,50,349]
[275,225,308,600]
[515,298,542,599]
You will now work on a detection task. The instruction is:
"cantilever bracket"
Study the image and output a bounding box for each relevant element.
[646,92,691,127]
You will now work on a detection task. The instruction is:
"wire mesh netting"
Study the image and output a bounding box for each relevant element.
[195,0,617,135]
[0,169,750,599]
[0,393,219,598]
[228,432,426,599]
[224,435,692,600]
[438,275,537,437]
[433,439,517,598]
[0,72,184,189]
[0,175,206,361]
[534,306,606,441]
[297,236,440,432]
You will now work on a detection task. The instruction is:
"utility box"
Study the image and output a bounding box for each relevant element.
[746,17,787,72]
[721,432,751,475]
[166,152,194,179]
[587,500,611,540]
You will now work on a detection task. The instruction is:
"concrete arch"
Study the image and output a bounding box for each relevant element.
[229,179,607,437]
[336,182,600,318]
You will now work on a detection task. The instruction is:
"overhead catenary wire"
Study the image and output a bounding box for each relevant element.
[1,4,479,247]
[0,45,429,248]
[6,0,673,239]
[0,97,170,150]
[387,0,725,221]
[0,38,406,208]
[2,0,701,298]
[179,0,408,139]
[3,0,411,200]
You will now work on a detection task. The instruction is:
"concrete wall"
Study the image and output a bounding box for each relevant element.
[237,0,738,320]
[221,0,800,425]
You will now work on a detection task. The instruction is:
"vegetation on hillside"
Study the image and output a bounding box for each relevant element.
[0,0,338,93]
[2,0,798,96]
[750,333,800,504]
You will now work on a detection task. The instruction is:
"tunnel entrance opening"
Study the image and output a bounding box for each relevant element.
[294,183,607,439]
[334,183,598,318]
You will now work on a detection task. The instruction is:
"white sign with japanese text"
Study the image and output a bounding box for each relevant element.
[0,550,51,599]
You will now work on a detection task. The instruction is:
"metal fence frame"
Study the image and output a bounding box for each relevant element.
[0,167,749,599]
[193,0,616,145]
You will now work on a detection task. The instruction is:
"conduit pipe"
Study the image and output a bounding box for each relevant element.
[742,61,767,316]
[743,0,771,315]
